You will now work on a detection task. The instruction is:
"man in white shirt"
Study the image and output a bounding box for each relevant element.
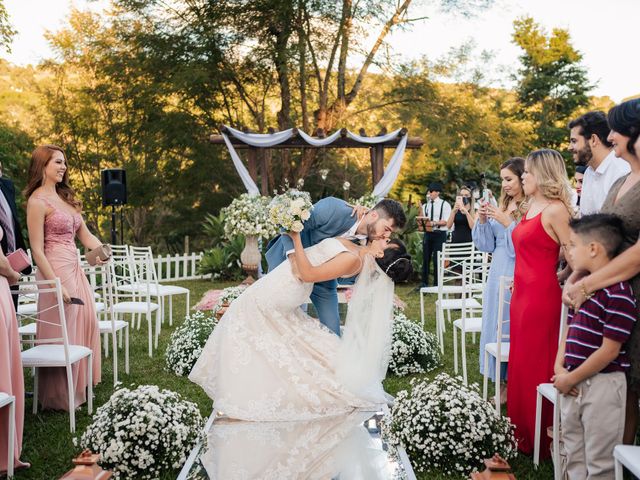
[568,111,630,215]
[420,182,452,287]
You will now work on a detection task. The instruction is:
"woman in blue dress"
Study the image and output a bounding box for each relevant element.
[472,157,526,402]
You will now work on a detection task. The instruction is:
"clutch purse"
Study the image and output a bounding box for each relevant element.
[86,244,112,266]
[7,248,31,272]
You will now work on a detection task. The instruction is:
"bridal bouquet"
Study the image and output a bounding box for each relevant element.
[222,193,277,239]
[383,374,516,477]
[80,385,203,479]
[269,189,313,233]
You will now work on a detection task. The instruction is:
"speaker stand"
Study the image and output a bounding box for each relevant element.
[110,205,118,245]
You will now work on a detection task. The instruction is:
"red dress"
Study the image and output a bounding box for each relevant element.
[508,211,561,456]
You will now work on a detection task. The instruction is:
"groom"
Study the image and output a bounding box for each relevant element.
[266,197,406,335]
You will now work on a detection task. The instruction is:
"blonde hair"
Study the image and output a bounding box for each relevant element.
[526,149,574,215]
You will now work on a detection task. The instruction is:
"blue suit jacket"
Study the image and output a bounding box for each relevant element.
[265,197,357,271]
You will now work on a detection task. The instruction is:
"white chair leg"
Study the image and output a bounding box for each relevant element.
[461,327,468,385]
[482,350,489,401]
[453,325,458,374]
[112,329,118,387]
[147,312,153,357]
[66,364,75,433]
[118,326,123,348]
[533,389,542,467]
[186,291,190,317]
[154,308,161,349]
[169,295,173,326]
[553,400,560,480]
[495,357,502,415]
[125,324,130,374]
[420,291,425,328]
[87,353,93,415]
[615,457,623,480]
[103,332,109,358]
[32,368,38,415]
[7,398,15,478]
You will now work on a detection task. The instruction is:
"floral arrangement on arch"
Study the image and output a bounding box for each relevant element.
[222,193,278,239]
[383,373,516,477]
[79,385,203,479]
[350,192,380,209]
[269,189,313,232]
[167,285,248,376]
[388,311,440,377]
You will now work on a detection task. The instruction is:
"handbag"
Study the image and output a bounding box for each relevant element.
[86,244,112,266]
[7,248,31,272]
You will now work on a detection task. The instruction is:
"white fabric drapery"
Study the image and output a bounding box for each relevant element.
[221,125,409,199]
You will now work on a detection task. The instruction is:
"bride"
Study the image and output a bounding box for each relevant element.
[189,231,412,421]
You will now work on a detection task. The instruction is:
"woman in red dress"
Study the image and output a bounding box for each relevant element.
[509,149,573,455]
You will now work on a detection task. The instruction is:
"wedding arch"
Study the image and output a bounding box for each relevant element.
[210,125,424,198]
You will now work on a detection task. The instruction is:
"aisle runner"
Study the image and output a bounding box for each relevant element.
[177,408,416,479]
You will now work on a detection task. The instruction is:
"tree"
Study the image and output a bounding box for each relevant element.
[0,0,16,52]
[512,16,591,151]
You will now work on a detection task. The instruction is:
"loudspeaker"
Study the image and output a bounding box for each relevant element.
[101,169,127,206]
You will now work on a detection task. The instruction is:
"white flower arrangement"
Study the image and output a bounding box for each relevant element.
[222,193,278,239]
[165,311,218,376]
[389,312,441,376]
[167,286,247,376]
[80,385,203,479]
[269,189,313,233]
[350,192,379,209]
[383,373,516,477]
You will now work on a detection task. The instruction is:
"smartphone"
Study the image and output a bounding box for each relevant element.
[69,297,85,305]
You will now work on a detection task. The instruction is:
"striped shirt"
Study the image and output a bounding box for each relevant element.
[565,282,637,373]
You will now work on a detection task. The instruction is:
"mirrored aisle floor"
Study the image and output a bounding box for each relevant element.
[177,409,416,480]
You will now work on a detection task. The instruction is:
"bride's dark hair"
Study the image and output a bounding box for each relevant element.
[376,239,413,283]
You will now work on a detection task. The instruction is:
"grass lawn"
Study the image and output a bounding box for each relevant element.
[8,280,554,479]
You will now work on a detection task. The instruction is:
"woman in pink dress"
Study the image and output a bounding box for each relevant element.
[25,145,105,411]
[0,226,28,473]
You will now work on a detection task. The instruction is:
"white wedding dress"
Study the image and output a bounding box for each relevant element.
[189,238,395,421]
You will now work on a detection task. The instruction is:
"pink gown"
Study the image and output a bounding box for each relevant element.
[35,197,101,410]
[0,228,28,473]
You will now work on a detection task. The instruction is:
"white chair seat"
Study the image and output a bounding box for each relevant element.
[21,344,92,367]
[95,301,105,313]
[155,284,189,295]
[420,285,465,295]
[17,303,38,316]
[112,302,159,314]
[98,320,128,333]
[453,316,483,332]
[437,298,482,310]
[0,392,12,407]
[18,323,37,336]
[538,382,557,403]
[614,445,640,478]
[484,342,510,361]
[93,291,101,299]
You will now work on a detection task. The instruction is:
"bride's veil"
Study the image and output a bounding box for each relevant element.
[335,254,395,404]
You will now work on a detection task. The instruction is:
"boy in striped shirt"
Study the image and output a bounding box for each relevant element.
[553,214,636,480]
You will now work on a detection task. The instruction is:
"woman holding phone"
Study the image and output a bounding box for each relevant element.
[25,145,105,411]
[446,186,476,243]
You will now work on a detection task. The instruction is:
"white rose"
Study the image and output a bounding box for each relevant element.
[291,198,305,209]
[291,220,304,232]
[300,210,311,221]
[291,205,302,216]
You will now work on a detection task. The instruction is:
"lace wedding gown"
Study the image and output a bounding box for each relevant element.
[189,238,394,421]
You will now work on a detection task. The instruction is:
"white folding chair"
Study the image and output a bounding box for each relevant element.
[533,303,568,479]
[482,275,512,414]
[109,254,160,357]
[0,392,15,478]
[453,260,487,384]
[83,264,130,385]
[614,445,640,479]
[129,246,190,327]
[18,278,94,433]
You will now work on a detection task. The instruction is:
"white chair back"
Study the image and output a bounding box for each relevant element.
[17,278,68,349]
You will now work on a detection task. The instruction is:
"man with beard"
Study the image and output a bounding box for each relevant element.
[568,111,630,215]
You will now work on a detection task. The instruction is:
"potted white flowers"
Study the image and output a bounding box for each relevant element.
[383,373,516,477]
[79,385,203,479]
[222,194,277,280]
[389,312,441,376]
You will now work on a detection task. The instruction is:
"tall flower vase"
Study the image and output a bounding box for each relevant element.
[240,234,261,284]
